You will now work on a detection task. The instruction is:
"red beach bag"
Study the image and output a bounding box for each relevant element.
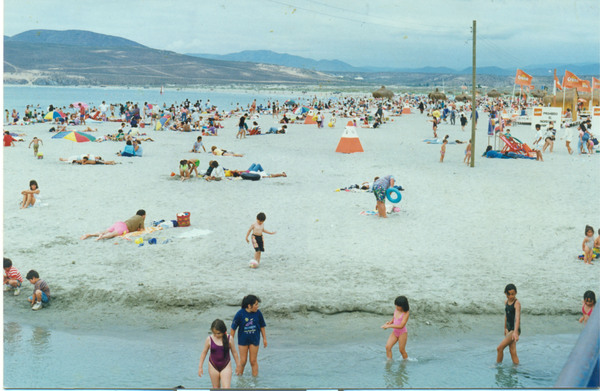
[176,212,190,227]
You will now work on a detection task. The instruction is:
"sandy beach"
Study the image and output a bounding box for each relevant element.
[3,97,599,387]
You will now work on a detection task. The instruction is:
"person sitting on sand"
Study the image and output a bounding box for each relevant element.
[20,180,40,209]
[117,140,136,157]
[81,209,146,241]
[204,160,225,181]
[179,159,200,180]
[211,146,244,157]
[191,136,207,153]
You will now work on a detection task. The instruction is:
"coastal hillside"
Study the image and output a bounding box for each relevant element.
[3,30,338,86]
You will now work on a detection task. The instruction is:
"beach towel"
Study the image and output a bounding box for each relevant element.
[121,226,163,240]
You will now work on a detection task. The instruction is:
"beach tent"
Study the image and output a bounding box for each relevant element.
[335,125,363,154]
[401,106,412,114]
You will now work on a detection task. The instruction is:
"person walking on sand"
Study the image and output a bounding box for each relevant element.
[497,283,521,365]
[230,295,267,377]
[28,137,43,157]
[382,296,410,360]
[245,212,276,266]
[236,113,248,139]
[198,319,240,389]
[80,209,146,240]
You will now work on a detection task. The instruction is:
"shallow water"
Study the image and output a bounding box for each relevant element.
[3,314,578,389]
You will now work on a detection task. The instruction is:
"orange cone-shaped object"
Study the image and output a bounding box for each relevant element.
[335,126,364,153]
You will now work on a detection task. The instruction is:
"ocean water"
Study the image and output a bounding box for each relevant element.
[3,85,304,116]
[3,312,579,389]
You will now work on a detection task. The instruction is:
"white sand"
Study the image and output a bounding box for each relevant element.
[3,106,599,330]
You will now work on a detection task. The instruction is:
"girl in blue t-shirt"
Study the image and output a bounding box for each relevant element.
[230,294,267,377]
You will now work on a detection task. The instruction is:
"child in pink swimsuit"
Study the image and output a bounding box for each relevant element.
[579,290,596,324]
[382,295,410,359]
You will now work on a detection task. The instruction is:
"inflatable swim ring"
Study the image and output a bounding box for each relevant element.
[386,187,402,203]
[241,172,261,181]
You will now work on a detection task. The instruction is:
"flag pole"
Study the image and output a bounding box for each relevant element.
[470,20,477,168]
[561,72,567,123]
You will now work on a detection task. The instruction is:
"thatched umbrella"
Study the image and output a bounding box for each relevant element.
[487,89,501,98]
[455,93,470,102]
[428,88,446,101]
[372,86,394,99]
[531,89,546,98]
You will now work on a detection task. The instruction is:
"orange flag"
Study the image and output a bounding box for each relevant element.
[554,75,562,91]
[593,77,600,89]
[514,69,532,86]
[577,80,591,93]
[563,70,582,89]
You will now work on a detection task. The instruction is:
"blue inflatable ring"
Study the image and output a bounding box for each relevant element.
[386,187,402,203]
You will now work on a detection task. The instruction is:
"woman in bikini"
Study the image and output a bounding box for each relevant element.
[198,319,240,389]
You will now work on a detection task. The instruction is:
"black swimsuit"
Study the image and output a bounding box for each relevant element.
[505,301,521,334]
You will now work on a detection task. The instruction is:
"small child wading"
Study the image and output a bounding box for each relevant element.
[245,212,276,266]
[382,295,410,359]
[497,283,521,365]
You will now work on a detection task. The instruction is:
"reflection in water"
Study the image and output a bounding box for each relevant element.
[495,364,521,388]
[383,359,409,388]
[4,322,23,354]
[29,326,52,356]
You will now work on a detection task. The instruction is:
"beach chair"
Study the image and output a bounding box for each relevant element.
[498,132,536,158]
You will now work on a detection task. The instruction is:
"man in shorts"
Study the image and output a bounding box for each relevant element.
[80,210,146,240]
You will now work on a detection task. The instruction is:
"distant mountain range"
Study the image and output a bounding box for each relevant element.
[4,29,598,88]
[3,30,336,86]
[187,50,600,76]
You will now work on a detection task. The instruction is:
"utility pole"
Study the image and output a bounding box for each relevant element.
[470,20,477,167]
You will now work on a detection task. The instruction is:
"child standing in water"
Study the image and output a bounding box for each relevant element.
[582,225,595,265]
[382,296,410,359]
[245,212,276,266]
[198,319,240,389]
[579,291,596,324]
[497,283,521,365]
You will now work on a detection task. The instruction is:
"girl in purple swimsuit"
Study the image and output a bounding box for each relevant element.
[382,295,410,359]
[198,319,240,389]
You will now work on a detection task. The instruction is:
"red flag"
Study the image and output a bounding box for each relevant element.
[515,69,532,86]
[563,70,581,89]
[593,77,600,90]
[554,75,562,91]
[577,80,591,93]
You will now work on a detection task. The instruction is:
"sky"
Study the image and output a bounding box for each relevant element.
[2,0,599,70]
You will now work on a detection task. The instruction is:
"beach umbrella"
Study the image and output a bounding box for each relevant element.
[531,89,546,98]
[487,90,501,98]
[44,110,65,121]
[428,88,446,101]
[455,93,470,102]
[372,86,394,99]
[51,130,96,143]
[72,102,88,110]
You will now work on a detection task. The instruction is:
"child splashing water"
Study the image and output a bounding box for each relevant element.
[497,284,521,365]
[382,296,410,359]
[198,319,239,389]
